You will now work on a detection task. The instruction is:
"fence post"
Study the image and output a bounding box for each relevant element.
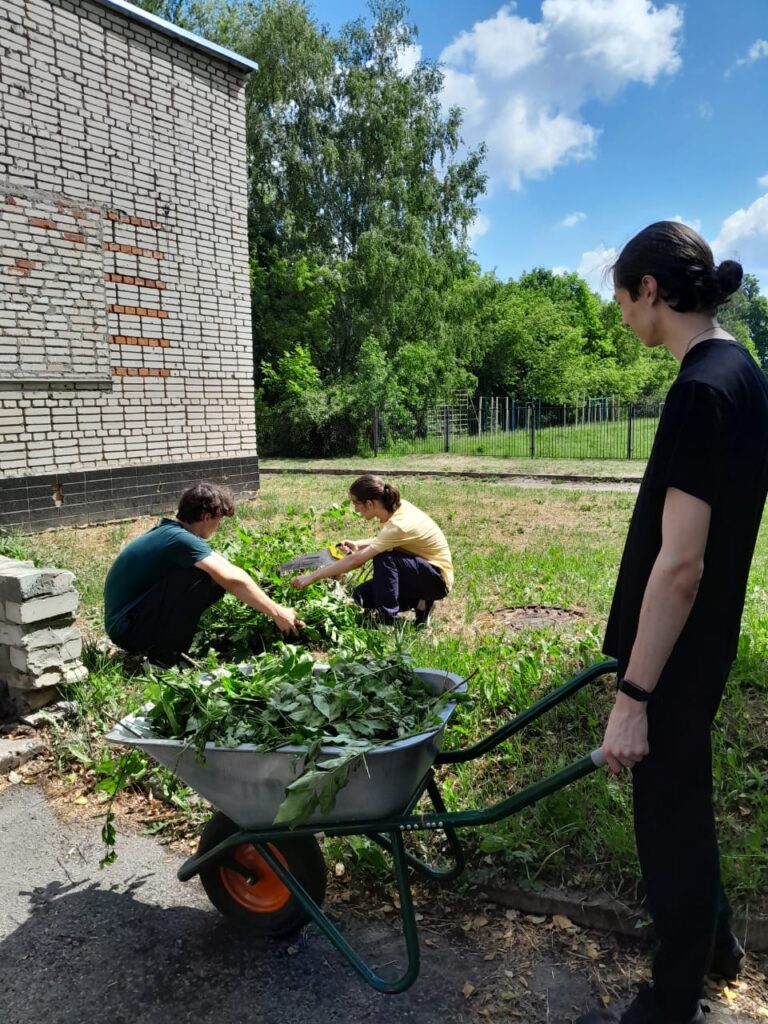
[626,402,635,460]
[444,407,451,453]
[528,402,536,458]
[373,406,380,457]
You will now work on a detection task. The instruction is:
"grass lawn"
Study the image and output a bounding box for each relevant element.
[380,414,661,462]
[10,475,768,911]
[261,453,646,479]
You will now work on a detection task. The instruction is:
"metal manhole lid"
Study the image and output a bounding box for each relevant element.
[477,605,587,632]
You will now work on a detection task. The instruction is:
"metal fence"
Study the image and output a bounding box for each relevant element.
[373,395,663,461]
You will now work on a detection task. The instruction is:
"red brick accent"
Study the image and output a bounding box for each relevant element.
[105,273,166,289]
[62,231,85,243]
[110,336,170,347]
[112,367,170,378]
[108,305,169,319]
[104,211,163,230]
[103,242,164,259]
[6,258,36,278]
[6,195,16,205]
[31,217,55,229]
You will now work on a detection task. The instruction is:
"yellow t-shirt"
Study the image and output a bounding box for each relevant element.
[366,499,454,591]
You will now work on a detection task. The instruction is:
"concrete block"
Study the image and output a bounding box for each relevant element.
[0,567,76,602]
[0,736,47,773]
[62,663,88,685]
[9,638,83,674]
[19,622,81,651]
[4,591,78,624]
[0,557,34,573]
[7,685,60,714]
[0,621,24,645]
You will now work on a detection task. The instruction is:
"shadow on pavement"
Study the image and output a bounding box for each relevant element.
[0,875,482,1024]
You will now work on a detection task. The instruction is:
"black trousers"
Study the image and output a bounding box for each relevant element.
[352,550,447,621]
[631,656,731,1019]
[112,566,224,665]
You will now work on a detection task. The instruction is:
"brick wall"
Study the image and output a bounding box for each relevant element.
[0,0,258,525]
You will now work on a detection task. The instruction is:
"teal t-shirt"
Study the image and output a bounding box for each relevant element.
[104,518,212,638]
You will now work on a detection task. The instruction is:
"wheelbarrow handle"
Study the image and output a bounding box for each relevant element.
[436,658,618,766]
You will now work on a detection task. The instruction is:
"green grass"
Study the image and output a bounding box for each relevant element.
[261,452,647,480]
[382,415,661,461]
[12,476,768,908]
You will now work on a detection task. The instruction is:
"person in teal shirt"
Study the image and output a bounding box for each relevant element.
[104,481,301,666]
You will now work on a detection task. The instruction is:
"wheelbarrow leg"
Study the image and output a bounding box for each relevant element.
[257,831,421,994]
[370,772,466,884]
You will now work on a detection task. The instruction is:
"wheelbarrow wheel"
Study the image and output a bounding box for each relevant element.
[197,812,326,937]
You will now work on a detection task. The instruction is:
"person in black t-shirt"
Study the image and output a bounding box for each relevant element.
[577,222,768,1024]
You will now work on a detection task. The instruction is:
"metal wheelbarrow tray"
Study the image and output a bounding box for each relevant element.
[105,668,466,828]
[105,659,618,995]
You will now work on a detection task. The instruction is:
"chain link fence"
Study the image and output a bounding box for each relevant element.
[372,394,663,461]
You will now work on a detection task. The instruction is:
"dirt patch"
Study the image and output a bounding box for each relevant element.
[29,515,156,563]
[476,605,587,633]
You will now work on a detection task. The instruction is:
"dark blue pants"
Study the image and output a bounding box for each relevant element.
[352,550,447,621]
[112,565,224,665]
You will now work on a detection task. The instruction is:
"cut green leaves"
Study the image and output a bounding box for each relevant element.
[144,645,465,827]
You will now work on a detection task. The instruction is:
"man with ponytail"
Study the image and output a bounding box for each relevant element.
[577,222,768,1024]
[291,474,453,626]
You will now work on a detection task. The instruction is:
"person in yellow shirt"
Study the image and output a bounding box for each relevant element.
[290,474,453,626]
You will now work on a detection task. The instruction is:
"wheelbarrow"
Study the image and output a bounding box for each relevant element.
[105,657,618,994]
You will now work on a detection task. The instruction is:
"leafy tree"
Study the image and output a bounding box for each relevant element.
[718,273,768,365]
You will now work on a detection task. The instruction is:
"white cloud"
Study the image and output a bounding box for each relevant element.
[558,211,586,228]
[440,0,683,189]
[397,43,422,76]
[551,265,570,276]
[758,173,768,189]
[737,39,768,66]
[712,193,768,269]
[711,192,768,292]
[485,96,597,190]
[577,245,618,297]
[727,38,768,76]
[697,102,713,121]
[441,7,544,79]
[468,212,491,244]
[671,213,702,233]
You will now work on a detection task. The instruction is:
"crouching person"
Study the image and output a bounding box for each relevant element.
[104,482,302,666]
[291,474,453,626]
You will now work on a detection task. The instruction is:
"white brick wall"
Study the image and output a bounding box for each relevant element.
[0,0,257,477]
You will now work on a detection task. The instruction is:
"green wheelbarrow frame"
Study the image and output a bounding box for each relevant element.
[177,658,619,994]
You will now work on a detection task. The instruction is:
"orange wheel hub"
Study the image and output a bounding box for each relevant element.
[220,843,292,913]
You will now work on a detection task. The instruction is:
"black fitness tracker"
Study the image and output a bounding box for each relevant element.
[618,677,652,702]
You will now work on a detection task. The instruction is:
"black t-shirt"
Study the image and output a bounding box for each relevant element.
[604,340,768,677]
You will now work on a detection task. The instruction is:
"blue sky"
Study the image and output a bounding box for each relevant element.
[308,0,768,295]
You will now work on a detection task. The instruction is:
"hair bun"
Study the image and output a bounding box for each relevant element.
[383,483,391,492]
[715,260,743,298]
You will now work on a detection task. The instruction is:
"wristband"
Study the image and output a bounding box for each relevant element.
[618,677,651,702]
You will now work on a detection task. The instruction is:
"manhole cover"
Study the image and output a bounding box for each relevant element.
[478,605,586,632]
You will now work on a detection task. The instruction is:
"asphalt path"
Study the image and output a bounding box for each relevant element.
[0,784,502,1024]
[2,783,762,1024]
